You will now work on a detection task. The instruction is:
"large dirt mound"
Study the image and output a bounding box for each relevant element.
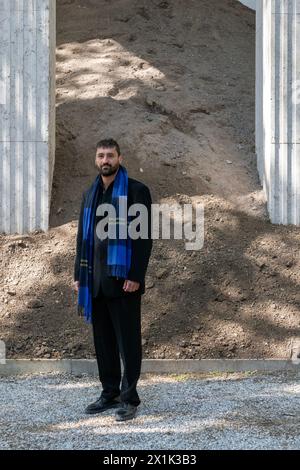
[1,0,299,360]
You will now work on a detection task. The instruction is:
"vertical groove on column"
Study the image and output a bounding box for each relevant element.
[32,0,38,233]
[279,0,288,224]
[35,0,41,231]
[262,0,272,220]
[256,0,264,185]
[24,0,33,233]
[8,0,15,234]
[0,0,10,233]
[38,0,49,232]
[272,0,280,222]
[15,1,24,234]
[48,0,56,215]
[287,0,294,224]
[291,0,300,224]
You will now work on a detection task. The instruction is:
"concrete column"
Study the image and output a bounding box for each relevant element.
[0,0,55,234]
[256,0,300,224]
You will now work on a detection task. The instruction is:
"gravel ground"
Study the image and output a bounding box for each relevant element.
[0,370,299,450]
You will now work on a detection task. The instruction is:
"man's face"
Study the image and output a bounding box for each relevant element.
[95,146,122,176]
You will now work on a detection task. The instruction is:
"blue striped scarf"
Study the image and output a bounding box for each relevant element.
[77,165,132,323]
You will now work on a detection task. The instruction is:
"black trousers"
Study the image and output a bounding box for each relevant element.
[91,292,142,406]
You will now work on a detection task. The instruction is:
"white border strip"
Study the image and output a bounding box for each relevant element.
[0,359,299,377]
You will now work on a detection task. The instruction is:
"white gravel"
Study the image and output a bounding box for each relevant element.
[0,370,299,450]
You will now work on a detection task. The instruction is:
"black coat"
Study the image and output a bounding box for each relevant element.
[74,176,153,298]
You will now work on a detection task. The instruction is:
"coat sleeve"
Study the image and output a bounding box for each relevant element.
[74,191,86,282]
[127,184,153,283]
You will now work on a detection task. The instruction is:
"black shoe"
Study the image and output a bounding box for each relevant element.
[115,402,138,422]
[85,396,121,415]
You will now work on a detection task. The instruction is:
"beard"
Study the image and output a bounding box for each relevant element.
[96,162,119,176]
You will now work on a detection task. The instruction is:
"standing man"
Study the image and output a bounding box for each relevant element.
[74,138,152,422]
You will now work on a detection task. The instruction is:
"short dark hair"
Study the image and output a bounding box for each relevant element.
[96,138,120,156]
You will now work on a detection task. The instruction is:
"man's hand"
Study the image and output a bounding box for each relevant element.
[123,280,140,292]
[73,281,80,292]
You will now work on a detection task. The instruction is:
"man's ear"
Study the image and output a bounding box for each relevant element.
[119,154,123,163]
